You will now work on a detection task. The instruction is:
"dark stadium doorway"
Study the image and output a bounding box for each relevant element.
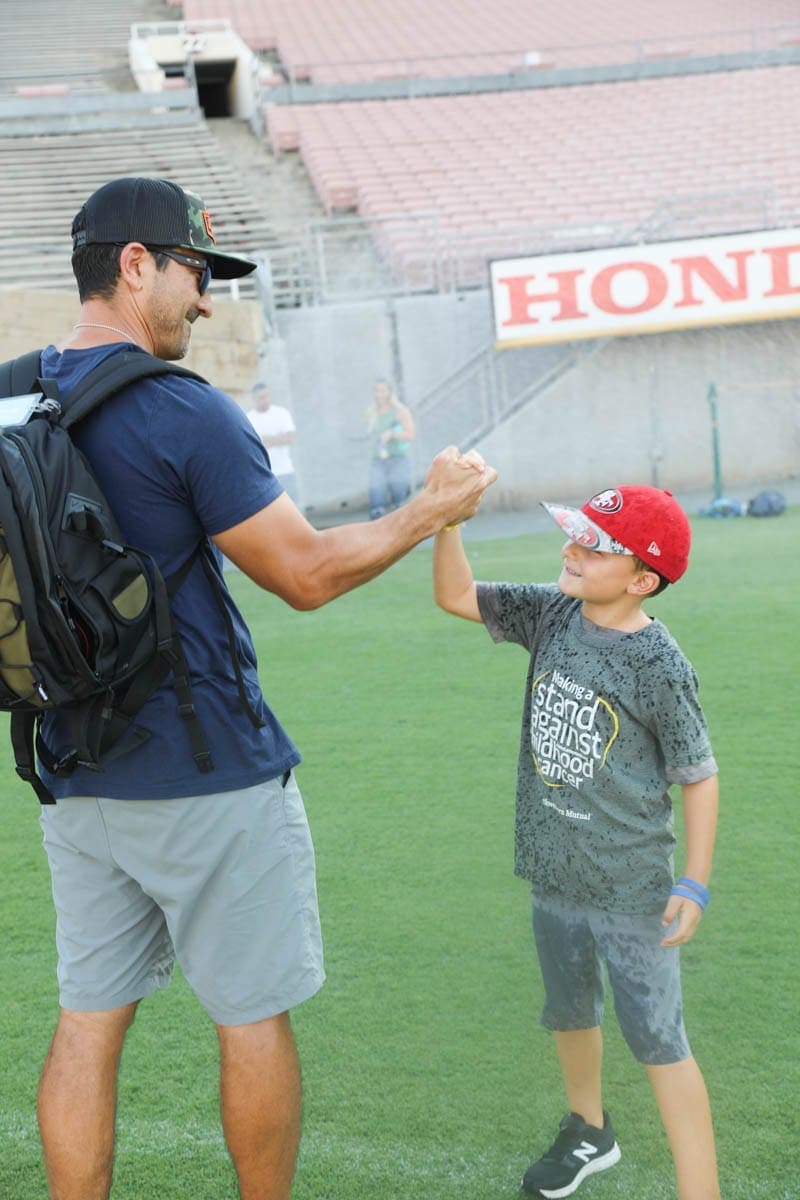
[194,60,236,118]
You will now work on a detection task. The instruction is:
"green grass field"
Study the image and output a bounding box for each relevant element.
[1,508,798,1199]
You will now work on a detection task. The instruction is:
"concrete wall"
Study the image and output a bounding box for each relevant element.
[478,318,800,506]
[392,289,570,404]
[0,289,266,398]
[268,291,800,512]
[267,288,576,510]
[265,299,395,511]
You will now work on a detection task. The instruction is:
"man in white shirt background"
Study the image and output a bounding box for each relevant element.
[246,382,299,503]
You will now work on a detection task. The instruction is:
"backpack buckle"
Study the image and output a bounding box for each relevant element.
[158,638,180,667]
[194,750,214,773]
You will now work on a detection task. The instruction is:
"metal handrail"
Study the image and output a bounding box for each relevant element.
[261,185,785,309]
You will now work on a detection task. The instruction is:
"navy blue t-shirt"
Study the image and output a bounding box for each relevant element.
[37,343,301,800]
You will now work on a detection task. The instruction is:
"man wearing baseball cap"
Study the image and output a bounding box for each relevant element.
[71,175,258,279]
[28,177,497,1200]
[433,483,721,1200]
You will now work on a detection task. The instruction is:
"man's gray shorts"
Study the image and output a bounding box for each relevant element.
[532,892,691,1065]
[39,774,325,1025]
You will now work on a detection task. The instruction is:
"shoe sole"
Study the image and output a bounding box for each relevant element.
[523,1142,621,1198]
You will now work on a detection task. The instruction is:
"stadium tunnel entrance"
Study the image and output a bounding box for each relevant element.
[194,59,236,118]
[130,23,258,121]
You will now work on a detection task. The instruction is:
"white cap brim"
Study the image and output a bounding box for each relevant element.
[540,502,633,555]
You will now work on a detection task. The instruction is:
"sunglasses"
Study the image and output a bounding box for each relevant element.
[149,247,212,295]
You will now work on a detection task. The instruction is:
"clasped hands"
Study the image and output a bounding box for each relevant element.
[424,445,498,527]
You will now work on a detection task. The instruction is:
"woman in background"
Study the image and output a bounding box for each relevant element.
[366,380,416,519]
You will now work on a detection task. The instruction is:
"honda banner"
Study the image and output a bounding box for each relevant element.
[490,228,800,346]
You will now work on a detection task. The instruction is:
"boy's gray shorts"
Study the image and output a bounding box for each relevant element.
[532,892,691,1065]
[39,774,325,1025]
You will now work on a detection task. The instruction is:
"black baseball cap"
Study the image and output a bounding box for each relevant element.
[71,177,257,280]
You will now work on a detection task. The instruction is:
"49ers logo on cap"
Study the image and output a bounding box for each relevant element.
[560,510,601,550]
[589,489,623,514]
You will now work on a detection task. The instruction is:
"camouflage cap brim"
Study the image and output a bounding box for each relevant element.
[179,188,257,279]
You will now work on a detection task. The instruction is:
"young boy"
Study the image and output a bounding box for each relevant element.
[433,483,720,1200]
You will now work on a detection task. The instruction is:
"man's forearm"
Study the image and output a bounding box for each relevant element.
[311,489,468,606]
[214,447,496,610]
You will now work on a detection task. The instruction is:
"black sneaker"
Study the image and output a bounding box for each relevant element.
[521,1111,621,1198]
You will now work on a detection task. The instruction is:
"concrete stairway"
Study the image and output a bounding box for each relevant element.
[0,123,277,297]
[0,0,176,94]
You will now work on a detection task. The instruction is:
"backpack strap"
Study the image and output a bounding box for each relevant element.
[0,349,45,399]
[10,712,57,805]
[58,350,206,431]
[198,542,265,730]
[0,349,206,424]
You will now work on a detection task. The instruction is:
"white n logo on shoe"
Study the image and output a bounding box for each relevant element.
[572,1141,599,1164]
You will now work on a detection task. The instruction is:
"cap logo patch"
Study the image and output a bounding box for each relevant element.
[183,188,217,248]
[589,489,623,514]
[558,510,601,550]
[202,209,217,244]
[647,540,662,557]
[574,527,601,550]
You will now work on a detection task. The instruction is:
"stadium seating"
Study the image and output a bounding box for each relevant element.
[3,0,799,301]
[0,123,276,295]
[263,65,800,283]
[0,0,173,94]
[179,0,800,84]
[169,0,279,52]
[0,0,290,300]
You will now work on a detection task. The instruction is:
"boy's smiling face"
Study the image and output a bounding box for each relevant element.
[557,539,646,605]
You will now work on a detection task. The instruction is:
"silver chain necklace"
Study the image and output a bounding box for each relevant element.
[73,322,137,343]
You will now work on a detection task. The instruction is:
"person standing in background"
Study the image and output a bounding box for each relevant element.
[366,379,415,519]
[247,382,299,503]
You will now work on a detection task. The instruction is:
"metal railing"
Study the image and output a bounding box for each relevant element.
[260,186,785,311]
[411,338,606,462]
[130,19,236,39]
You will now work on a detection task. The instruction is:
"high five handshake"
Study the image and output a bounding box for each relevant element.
[421,444,496,533]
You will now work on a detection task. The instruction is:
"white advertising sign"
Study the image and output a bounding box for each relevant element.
[490,228,800,346]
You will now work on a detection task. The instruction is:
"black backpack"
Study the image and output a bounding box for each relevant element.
[747,489,786,517]
[0,348,262,804]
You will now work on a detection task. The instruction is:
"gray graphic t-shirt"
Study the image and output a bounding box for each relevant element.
[477,582,717,914]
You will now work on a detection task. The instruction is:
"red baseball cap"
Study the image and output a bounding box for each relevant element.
[541,486,691,582]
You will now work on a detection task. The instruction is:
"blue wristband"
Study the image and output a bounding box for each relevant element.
[670,876,711,910]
